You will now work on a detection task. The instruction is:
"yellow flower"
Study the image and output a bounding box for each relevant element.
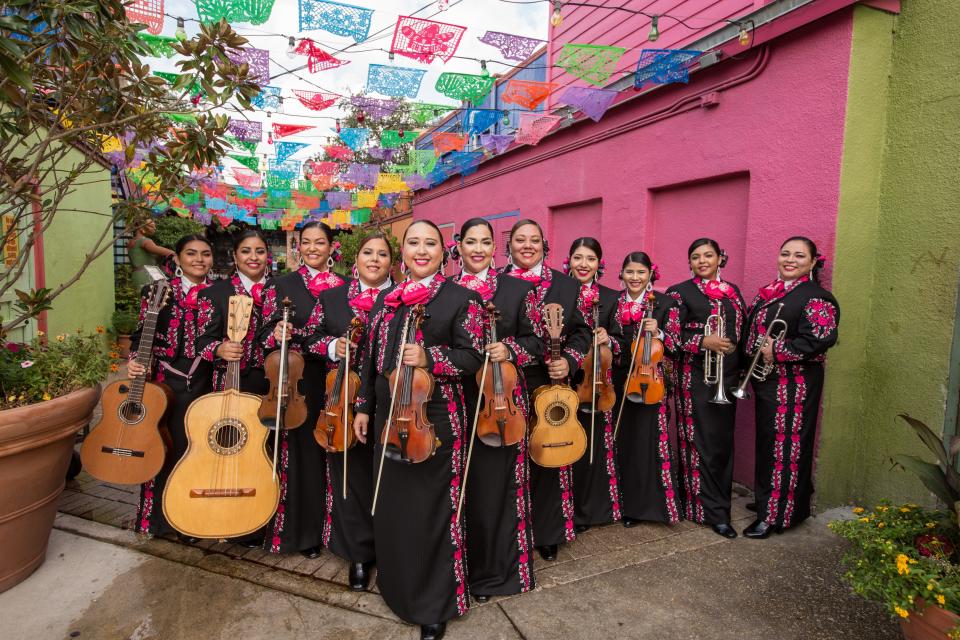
[42,392,51,401]
[56,334,65,342]
[37,330,44,337]
[878,522,886,528]
[96,325,105,334]
[895,606,909,618]
[853,507,865,514]
[879,506,889,512]
[901,507,911,513]
[928,583,935,591]
[937,595,946,606]
[896,554,910,575]
[6,395,15,402]
[859,517,870,523]
[927,522,937,529]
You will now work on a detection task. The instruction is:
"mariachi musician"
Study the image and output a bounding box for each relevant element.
[502,219,591,562]
[666,238,745,539]
[452,217,541,602]
[613,252,682,527]
[302,231,394,591]
[353,220,484,640]
[129,234,214,539]
[260,221,344,559]
[741,236,839,538]
[565,237,625,532]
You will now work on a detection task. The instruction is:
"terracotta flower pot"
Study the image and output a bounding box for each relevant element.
[0,386,100,593]
[900,598,960,640]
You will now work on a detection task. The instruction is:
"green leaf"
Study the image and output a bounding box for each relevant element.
[893,454,957,505]
[0,52,32,91]
[897,413,960,492]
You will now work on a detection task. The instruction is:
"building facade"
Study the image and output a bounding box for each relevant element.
[412,0,960,507]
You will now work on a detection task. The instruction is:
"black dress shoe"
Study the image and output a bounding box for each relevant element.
[300,545,322,559]
[622,517,641,528]
[745,502,757,512]
[178,534,200,544]
[239,538,263,549]
[574,524,591,534]
[743,520,782,539]
[711,523,738,539]
[420,622,446,640]
[348,561,374,591]
[536,544,558,561]
[474,595,490,603]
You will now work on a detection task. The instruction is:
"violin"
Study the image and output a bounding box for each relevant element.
[577,296,616,413]
[315,317,364,452]
[475,303,525,447]
[624,292,665,405]
[381,304,438,464]
[259,298,308,430]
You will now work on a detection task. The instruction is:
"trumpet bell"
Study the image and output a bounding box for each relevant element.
[731,386,751,401]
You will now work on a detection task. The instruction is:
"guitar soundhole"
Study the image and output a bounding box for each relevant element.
[546,402,569,426]
[208,419,248,455]
[118,401,145,425]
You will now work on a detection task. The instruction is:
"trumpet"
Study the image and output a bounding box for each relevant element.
[704,303,731,405]
[731,303,789,400]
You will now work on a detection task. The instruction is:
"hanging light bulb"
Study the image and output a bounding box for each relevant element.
[335,119,341,133]
[438,0,449,10]
[398,129,405,138]
[175,17,187,41]
[357,110,366,125]
[287,36,297,59]
[502,110,510,125]
[738,24,751,46]
[480,60,489,77]
[277,96,285,114]
[267,132,273,145]
[648,15,660,42]
[550,1,563,28]
[388,50,395,62]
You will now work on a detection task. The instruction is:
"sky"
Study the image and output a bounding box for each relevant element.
[153,0,549,157]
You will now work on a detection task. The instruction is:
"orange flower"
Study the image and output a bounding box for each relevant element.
[110,363,120,372]
[96,325,105,334]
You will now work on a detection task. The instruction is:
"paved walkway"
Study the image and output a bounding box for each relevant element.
[4,469,900,639]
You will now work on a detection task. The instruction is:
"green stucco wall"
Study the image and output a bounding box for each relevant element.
[41,147,115,338]
[819,1,960,507]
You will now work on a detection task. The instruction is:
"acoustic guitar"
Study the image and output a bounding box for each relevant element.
[81,273,172,485]
[163,295,280,539]
[529,303,587,468]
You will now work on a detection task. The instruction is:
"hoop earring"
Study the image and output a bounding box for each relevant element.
[297,253,305,267]
[327,257,334,269]
[490,256,496,270]
[400,263,409,276]
[175,265,184,278]
[645,282,653,292]
[716,267,723,280]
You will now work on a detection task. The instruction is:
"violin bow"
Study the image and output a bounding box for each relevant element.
[457,350,490,523]
[371,310,413,516]
[272,302,290,481]
[342,334,350,500]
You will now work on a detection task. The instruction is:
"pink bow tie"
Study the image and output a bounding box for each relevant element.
[384,281,431,308]
[250,282,264,307]
[460,274,492,301]
[702,279,735,301]
[350,288,380,313]
[182,282,208,310]
[307,271,343,298]
[511,269,541,285]
[758,279,785,302]
[619,301,645,325]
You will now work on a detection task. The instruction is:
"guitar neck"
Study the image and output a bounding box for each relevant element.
[129,310,159,402]
[549,336,563,382]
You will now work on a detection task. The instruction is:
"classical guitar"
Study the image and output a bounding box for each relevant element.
[163,295,279,539]
[529,303,587,468]
[81,273,172,485]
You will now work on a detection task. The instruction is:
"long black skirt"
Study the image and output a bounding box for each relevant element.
[136,359,211,536]
[571,406,621,527]
[264,360,327,554]
[752,363,824,529]
[372,376,469,625]
[673,360,736,525]
[323,437,376,564]
[615,393,681,524]
[464,426,535,595]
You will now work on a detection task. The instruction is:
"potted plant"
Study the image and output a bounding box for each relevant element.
[0,331,115,593]
[830,415,960,639]
[0,1,261,594]
[111,309,139,357]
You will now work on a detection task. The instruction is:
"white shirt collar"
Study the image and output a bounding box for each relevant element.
[180,277,203,294]
[627,290,646,303]
[411,272,436,287]
[360,277,391,292]
[304,265,323,278]
[237,271,264,293]
[464,267,489,281]
[528,262,543,277]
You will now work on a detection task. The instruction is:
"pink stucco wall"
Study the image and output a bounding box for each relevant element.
[413,9,853,484]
